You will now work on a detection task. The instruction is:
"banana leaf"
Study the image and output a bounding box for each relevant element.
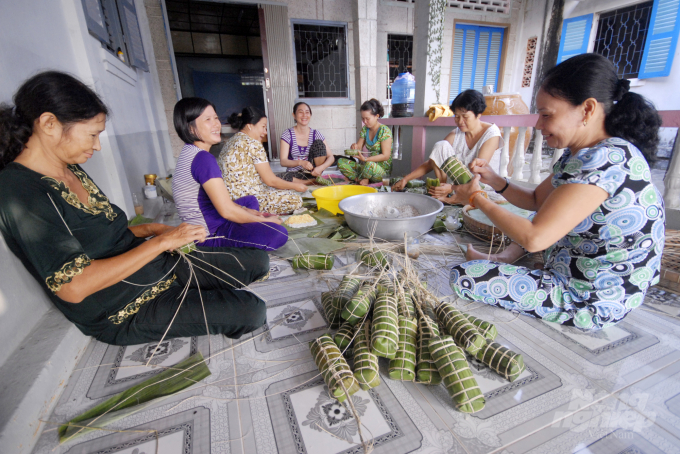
[441,156,473,185]
[428,336,485,413]
[341,283,377,325]
[406,179,425,188]
[388,317,418,380]
[466,314,498,341]
[406,187,427,195]
[334,321,356,354]
[396,291,416,319]
[416,315,442,385]
[435,302,486,356]
[389,176,403,186]
[371,292,399,359]
[322,291,342,329]
[352,319,381,390]
[475,339,525,382]
[272,237,345,259]
[310,334,360,403]
[426,177,440,189]
[59,352,210,443]
[292,253,335,270]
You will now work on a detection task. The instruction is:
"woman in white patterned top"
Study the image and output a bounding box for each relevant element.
[393,90,502,204]
[218,107,306,215]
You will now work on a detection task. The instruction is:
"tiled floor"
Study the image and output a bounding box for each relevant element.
[31,230,680,454]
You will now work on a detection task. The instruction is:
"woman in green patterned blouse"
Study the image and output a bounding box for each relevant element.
[338,99,393,186]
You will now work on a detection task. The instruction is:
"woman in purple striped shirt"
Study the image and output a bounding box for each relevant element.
[172,98,288,251]
[278,102,335,184]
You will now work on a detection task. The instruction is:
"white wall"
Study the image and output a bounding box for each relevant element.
[0,0,172,364]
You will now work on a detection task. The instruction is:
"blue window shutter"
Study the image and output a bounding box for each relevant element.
[556,14,594,63]
[487,30,503,92]
[115,0,149,71]
[81,0,109,43]
[639,0,680,78]
[449,28,465,102]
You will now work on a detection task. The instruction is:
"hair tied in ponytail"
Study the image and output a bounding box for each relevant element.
[615,78,631,101]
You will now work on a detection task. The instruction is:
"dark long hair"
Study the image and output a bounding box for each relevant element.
[0,71,109,171]
[173,97,216,144]
[360,99,384,117]
[541,53,661,161]
[227,106,266,131]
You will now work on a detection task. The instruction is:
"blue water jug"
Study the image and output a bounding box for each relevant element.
[391,72,415,117]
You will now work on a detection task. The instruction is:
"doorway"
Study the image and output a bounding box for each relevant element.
[165,1,270,155]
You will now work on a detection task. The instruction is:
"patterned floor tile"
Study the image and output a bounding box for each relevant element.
[265,370,422,454]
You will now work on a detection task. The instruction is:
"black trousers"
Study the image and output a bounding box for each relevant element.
[103,247,269,345]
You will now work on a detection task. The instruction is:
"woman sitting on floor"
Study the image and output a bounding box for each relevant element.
[0,72,270,346]
[449,54,664,331]
[278,102,335,184]
[219,107,306,215]
[393,89,501,204]
[337,99,393,186]
[172,97,288,251]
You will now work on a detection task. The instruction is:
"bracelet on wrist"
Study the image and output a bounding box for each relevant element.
[469,190,488,209]
[496,178,510,194]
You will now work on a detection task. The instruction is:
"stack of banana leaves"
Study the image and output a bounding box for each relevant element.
[309,271,527,414]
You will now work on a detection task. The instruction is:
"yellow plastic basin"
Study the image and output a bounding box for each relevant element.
[312,185,378,215]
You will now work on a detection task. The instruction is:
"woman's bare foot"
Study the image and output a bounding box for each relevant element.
[466,242,526,263]
[359,178,370,186]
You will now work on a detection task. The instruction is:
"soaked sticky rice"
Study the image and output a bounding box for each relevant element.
[356,204,420,219]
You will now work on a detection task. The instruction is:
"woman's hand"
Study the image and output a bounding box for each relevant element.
[469,158,504,188]
[428,183,453,198]
[311,167,323,177]
[300,160,314,171]
[445,174,483,206]
[293,183,308,192]
[392,179,406,191]
[243,207,264,216]
[355,152,366,162]
[266,215,283,225]
[350,143,360,150]
[157,223,208,252]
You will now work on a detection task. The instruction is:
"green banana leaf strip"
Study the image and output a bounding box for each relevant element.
[428,336,485,413]
[272,237,346,259]
[59,352,210,443]
[406,179,425,188]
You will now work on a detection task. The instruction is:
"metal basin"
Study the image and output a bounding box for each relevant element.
[338,193,444,241]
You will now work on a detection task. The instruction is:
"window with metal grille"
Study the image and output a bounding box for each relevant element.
[81,0,148,70]
[292,21,349,98]
[593,1,654,79]
[387,34,413,97]
[449,24,504,103]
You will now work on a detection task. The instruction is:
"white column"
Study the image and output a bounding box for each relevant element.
[500,126,511,178]
[664,131,680,208]
[550,148,565,170]
[511,127,527,181]
[529,130,543,184]
[352,0,378,132]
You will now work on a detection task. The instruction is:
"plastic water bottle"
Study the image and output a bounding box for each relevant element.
[391,72,415,117]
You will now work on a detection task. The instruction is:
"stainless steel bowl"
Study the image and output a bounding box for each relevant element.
[338,193,444,241]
